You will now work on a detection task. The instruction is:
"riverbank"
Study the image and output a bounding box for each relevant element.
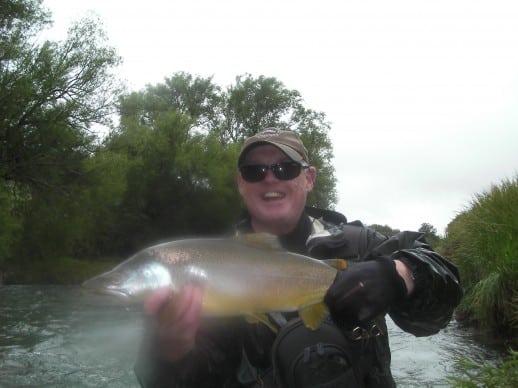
[1,257,118,285]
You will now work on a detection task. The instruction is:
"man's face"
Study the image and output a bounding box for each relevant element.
[237,145,316,235]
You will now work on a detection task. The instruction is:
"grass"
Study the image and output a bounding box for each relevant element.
[443,175,518,335]
[448,349,518,387]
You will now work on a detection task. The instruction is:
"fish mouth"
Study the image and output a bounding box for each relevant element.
[81,278,131,300]
[97,288,131,299]
[80,285,132,304]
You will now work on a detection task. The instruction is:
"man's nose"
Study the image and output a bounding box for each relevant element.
[263,168,279,182]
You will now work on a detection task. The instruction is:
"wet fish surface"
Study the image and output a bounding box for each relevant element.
[82,234,346,330]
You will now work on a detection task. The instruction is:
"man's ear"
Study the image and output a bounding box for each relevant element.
[305,167,317,191]
[236,172,245,196]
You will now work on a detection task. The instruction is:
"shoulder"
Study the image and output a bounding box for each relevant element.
[304,206,348,225]
[305,207,373,259]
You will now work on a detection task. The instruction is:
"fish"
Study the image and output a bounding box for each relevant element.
[82,233,347,331]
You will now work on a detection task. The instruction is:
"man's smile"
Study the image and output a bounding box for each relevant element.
[263,191,285,200]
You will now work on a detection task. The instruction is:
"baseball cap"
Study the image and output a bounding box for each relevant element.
[238,128,310,166]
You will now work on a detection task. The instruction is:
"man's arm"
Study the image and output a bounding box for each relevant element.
[324,227,461,336]
[368,230,462,336]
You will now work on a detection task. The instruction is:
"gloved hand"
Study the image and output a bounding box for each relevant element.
[324,257,408,327]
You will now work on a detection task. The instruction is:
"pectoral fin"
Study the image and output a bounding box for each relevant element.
[298,302,329,330]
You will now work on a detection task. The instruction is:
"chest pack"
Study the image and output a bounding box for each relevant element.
[271,318,362,388]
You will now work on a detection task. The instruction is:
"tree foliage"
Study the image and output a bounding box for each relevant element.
[368,224,401,237]
[0,0,121,265]
[220,75,302,141]
[418,222,441,247]
[1,3,121,189]
[87,72,336,255]
[104,106,242,253]
[0,2,338,280]
[221,74,337,207]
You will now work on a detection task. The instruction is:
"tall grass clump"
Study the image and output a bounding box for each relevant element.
[443,175,518,334]
[448,349,518,387]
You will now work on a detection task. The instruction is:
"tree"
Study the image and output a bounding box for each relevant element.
[0,181,25,265]
[418,222,441,247]
[106,102,242,252]
[109,72,337,250]
[219,74,337,208]
[0,0,122,262]
[219,74,302,142]
[369,224,401,237]
[1,1,121,189]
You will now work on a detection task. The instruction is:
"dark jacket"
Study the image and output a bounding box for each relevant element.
[134,207,462,387]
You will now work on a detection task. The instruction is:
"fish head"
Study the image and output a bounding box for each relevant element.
[82,253,172,302]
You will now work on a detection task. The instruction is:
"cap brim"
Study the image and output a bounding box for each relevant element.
[239,141,305,165]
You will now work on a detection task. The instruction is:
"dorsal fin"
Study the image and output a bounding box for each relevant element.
[236,233,283,250]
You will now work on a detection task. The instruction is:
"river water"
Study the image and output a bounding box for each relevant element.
[0,285,507,387]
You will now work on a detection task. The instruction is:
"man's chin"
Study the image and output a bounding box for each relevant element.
[255,209,298,229]
[258,203,289,217]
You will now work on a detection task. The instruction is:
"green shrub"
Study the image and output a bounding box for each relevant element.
[448,349,518,387]
[444,175,518,333]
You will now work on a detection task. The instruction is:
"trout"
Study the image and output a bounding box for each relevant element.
[82,233,346,331]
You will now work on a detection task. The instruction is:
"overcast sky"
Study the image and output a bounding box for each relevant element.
[42,0,518,234]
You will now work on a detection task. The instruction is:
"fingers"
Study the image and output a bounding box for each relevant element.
[144,286,174,315]
[144,285,204,362]
[394,259,414,295]
[158,285,203,329]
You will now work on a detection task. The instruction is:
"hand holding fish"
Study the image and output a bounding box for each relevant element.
[144,285,204,362]
[324,257,412,328]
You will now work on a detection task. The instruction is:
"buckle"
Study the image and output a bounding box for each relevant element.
[348,323,384,341]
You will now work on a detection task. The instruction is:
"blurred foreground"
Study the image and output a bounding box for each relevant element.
[0,285,507,387]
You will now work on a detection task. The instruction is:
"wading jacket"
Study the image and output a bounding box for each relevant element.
[134,207,462,387]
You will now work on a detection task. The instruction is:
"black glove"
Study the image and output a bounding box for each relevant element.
[324,257,408,328]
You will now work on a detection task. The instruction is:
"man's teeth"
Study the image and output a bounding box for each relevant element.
[264,192,283,199]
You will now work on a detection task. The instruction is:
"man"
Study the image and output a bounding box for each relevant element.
[135,128,462,387]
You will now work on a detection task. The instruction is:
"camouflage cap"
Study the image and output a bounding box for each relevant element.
[238,128,309,166]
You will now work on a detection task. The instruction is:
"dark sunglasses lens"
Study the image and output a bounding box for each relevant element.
[273,163,302,180]
[240,162,304,182]
[240,165,266,182]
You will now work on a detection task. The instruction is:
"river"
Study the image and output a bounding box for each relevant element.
[0,285,507,387]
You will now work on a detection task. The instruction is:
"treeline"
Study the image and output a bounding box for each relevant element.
[1,1,337,281]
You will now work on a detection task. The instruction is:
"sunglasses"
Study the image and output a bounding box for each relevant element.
[239,162,309,183]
